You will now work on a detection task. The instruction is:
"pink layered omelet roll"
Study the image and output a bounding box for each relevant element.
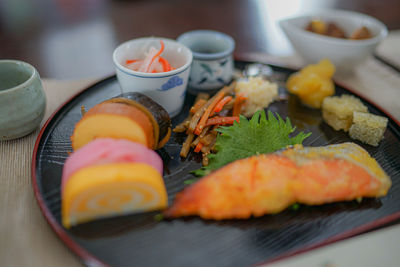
[61,138,167,228]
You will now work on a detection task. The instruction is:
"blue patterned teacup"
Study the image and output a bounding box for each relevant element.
[177,30,235,91]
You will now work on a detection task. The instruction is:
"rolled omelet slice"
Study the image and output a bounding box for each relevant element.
[71,102,156,150]
[62,138,163,192]
[62,163,167,228]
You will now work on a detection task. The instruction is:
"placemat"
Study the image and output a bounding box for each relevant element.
[0,79,93,267]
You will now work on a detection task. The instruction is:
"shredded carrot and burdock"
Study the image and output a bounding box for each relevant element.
[174,77,280,167]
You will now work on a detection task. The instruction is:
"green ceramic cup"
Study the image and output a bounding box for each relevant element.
[0,60,46,141]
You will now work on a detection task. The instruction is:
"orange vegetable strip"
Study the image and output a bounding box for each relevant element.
[232,93,247,117]
[180,133,194,158]
[159,56,172,72]
[145,40,165,73]
[188,100,213,133]
[125,59,137,64]
[205,116,240,126]
[194,142,203,153]
[190,99,207,114]
[188,86,229,134]
[213,96,233,113]
[194,90,228,135]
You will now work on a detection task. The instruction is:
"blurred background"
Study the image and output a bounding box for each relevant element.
[1,0,399,79]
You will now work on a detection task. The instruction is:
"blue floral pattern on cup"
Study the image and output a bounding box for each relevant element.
[177,30,235,90]
[189,56,233,90]
[158,75,183,91]
[196,59,230,85]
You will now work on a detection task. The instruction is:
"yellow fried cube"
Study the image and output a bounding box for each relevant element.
[349,111,388,146]
[322,95,368,131]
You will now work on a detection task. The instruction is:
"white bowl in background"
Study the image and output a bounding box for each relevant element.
[279,10,388,72]
[113,37,193,117]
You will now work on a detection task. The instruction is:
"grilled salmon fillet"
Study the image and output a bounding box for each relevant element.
[164,142,391,220]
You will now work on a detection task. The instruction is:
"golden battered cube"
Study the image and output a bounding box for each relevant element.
[322,94,368,131]
[349,111,388,146]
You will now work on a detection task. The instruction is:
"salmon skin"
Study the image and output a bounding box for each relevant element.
[164,142,391,220]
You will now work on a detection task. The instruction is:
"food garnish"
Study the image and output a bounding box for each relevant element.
[214,96,233,113]
[205,116,239,126]
[232,92,247,116]
[193,110,311,176]
[306,19,327,35]
[61,138,167,228]
[154,213,164,222]
[125,40,175,73]
[349,111,388,146]
[322,94,388,146]
[165,142,391,220]
[194,89,228,135]
[286,59,335,108]
[306,19,372,40]
[234,76,278,117]
[322,94,368,131]
[176,83,236,161]
[71,101,155,150]
[71,92,171,150]
[350,26,373,40]
[175,77,280,164]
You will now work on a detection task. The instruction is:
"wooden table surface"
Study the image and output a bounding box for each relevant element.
[1,0,400,79]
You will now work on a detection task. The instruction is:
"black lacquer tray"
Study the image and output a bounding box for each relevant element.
[32,61,400,267]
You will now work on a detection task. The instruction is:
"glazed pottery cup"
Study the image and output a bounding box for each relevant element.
[0,60,46,141]
[177,30,235,91]
[113,37,193,117]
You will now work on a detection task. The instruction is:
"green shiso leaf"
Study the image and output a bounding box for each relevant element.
[290,203,300,211]
[193,110,311,176]
[154,213,164,222]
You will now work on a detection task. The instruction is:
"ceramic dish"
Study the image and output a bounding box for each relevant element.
[0,60,46,140]
[113,37,192,117]
[32,61,400,267]
[280,9,388,72]
[177,30,235,90]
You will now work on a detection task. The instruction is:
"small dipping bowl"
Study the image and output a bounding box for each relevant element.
[113,37,193,117]
[177,30,235,91]
[0,60,46,141]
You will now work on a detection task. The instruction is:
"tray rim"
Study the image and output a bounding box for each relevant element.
[31,60,400,267]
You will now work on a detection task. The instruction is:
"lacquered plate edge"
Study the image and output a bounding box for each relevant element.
[31,78,113,267]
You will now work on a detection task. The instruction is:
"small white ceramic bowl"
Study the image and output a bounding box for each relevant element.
[113,37,192,117]
[279,10,388,72]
